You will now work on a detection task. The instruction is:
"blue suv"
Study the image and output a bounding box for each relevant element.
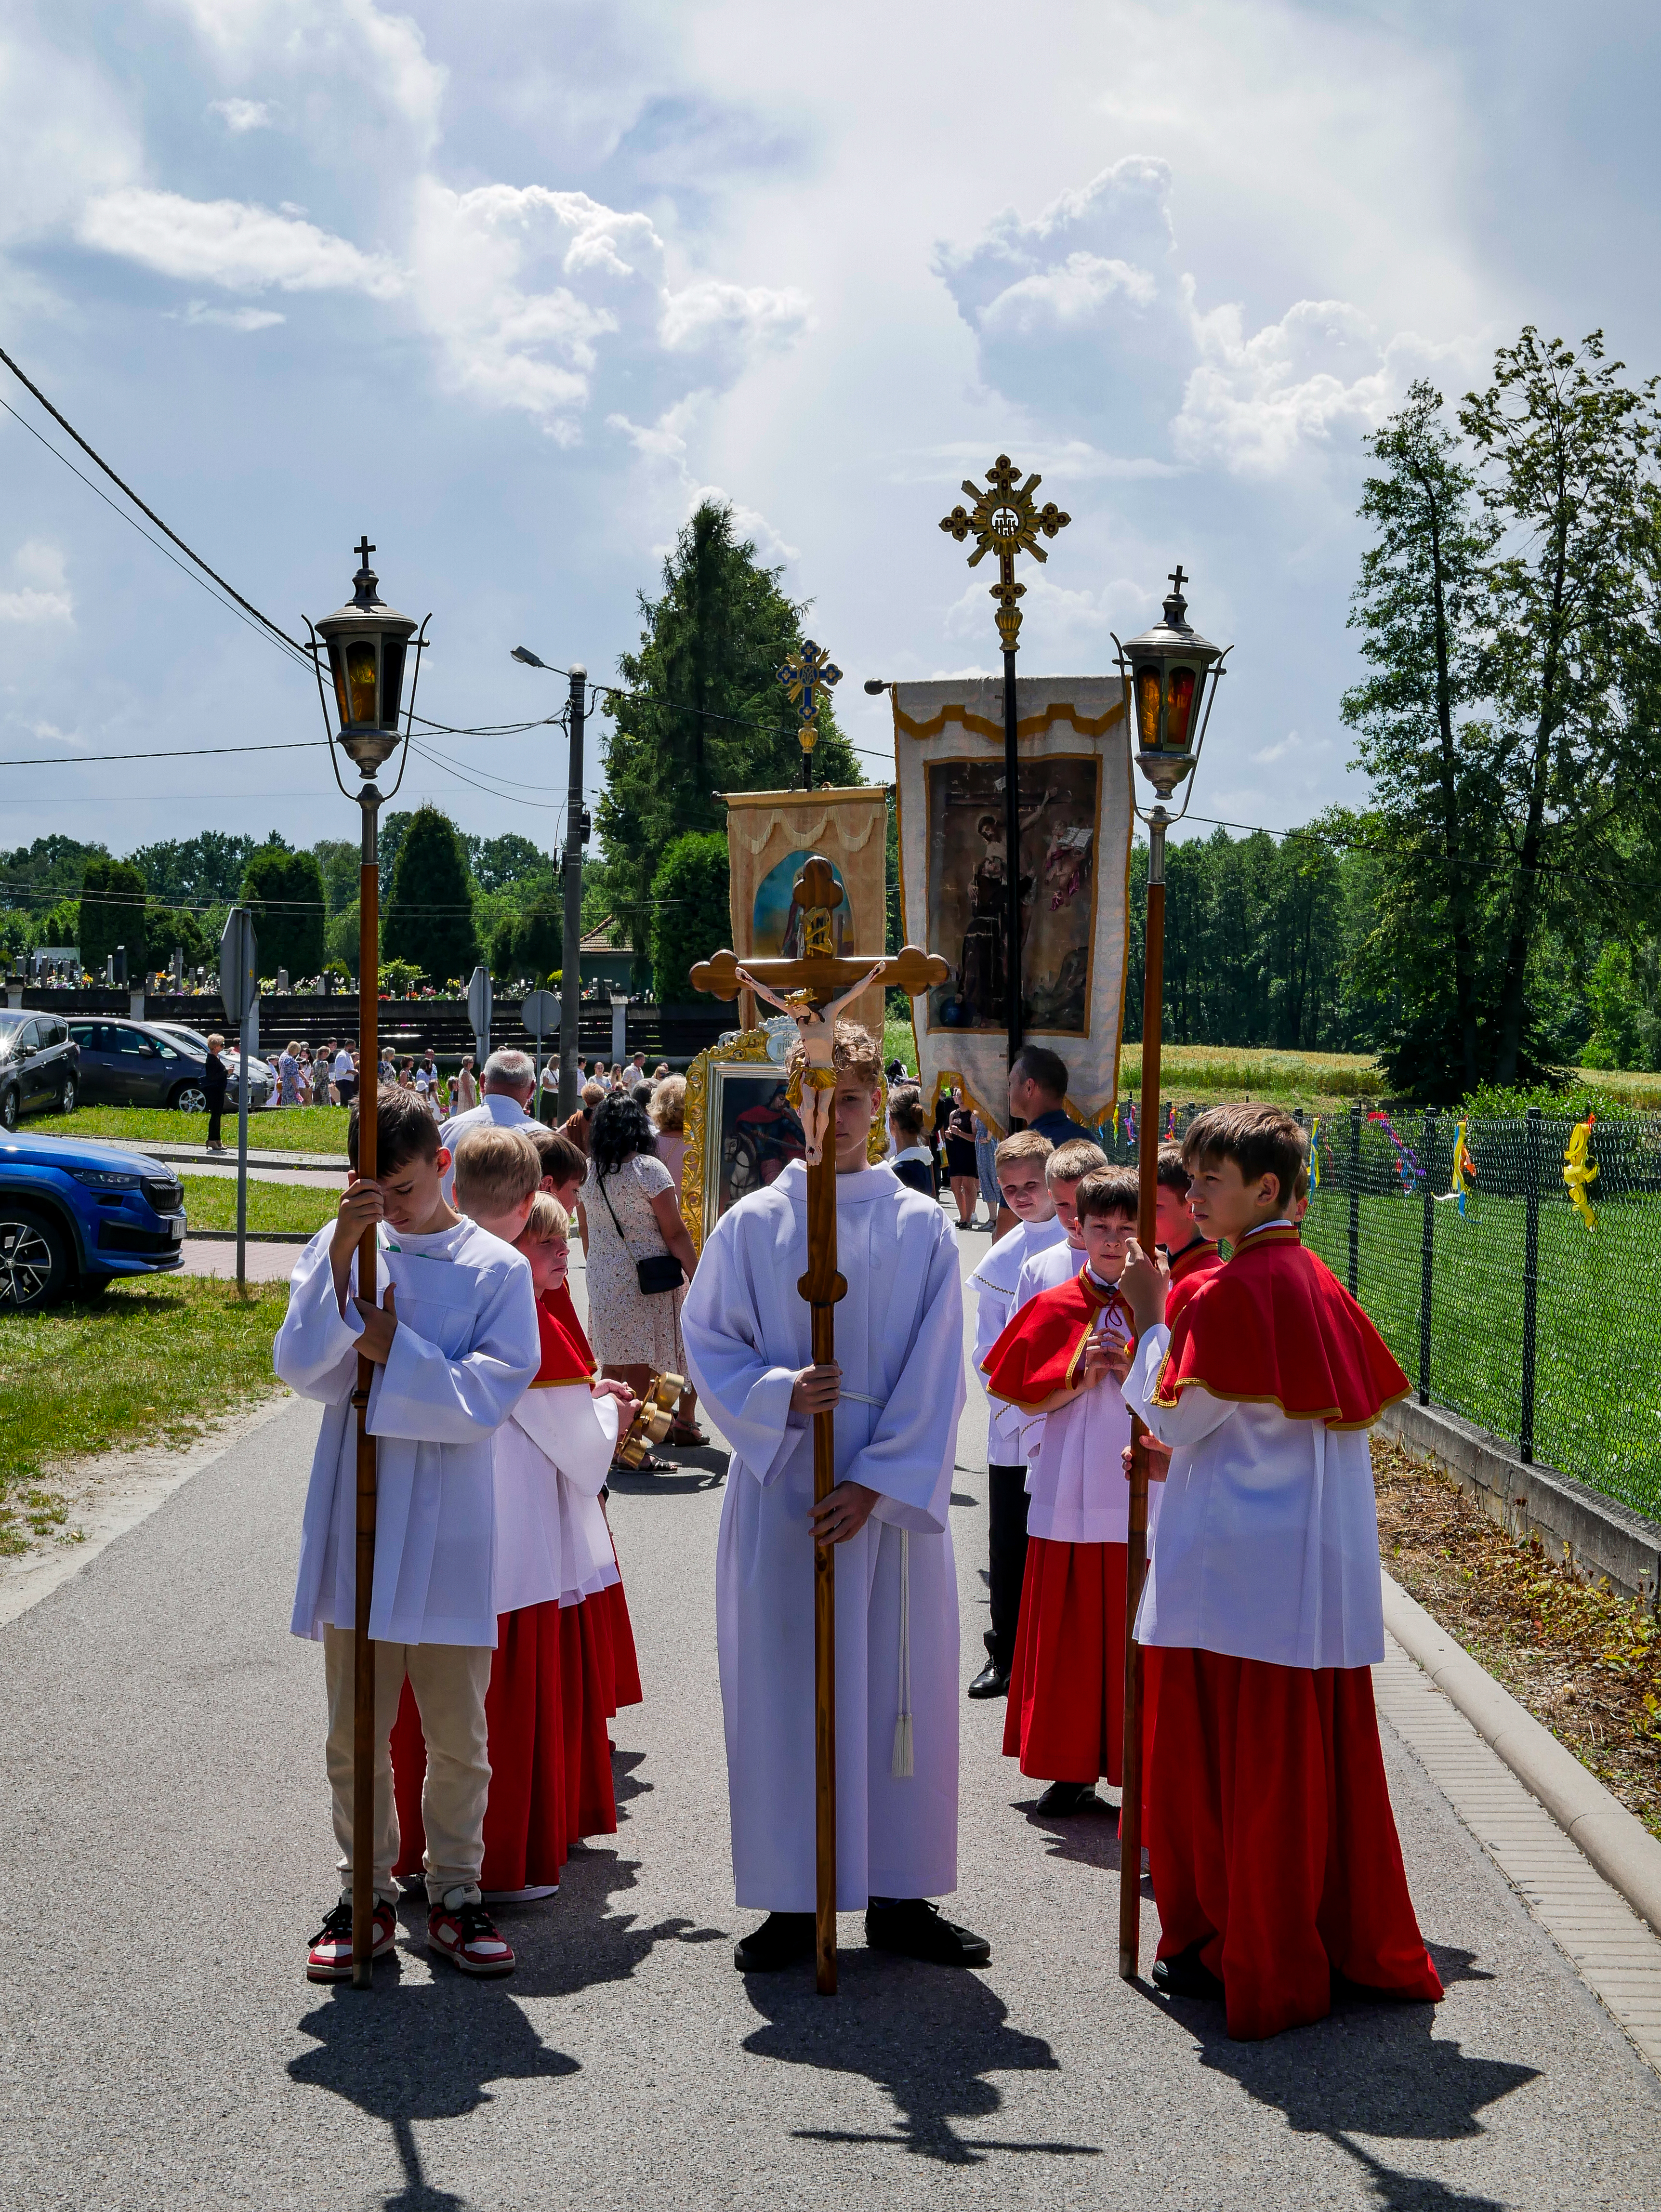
[0,1132,186,1311]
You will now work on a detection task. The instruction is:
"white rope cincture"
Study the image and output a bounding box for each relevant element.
[892,1526,913,1779]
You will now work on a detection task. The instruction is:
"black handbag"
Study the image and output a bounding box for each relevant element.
[596,1163,685,1296]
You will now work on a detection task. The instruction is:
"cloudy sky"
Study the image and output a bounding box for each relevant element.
[1,0,1657,869]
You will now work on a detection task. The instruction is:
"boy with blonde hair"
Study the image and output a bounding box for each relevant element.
[276,1090,540,1981]
[964,1130,1066,1700]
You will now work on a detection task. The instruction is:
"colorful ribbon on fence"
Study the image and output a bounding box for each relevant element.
[1164,1103,1177,1140]
[1434,1117,1476,1215]
[1563,1113,1599,1230]
[1309,1116,1322,1194]
[1367,1109,1422,1192]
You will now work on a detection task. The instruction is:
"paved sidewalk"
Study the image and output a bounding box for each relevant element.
[3,1240,1659,2207]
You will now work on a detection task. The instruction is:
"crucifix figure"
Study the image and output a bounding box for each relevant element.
[689,857,956,1995]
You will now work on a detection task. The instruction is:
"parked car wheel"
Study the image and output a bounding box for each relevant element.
[0,1207,69,1311]
[0,1083,18,1133]
[171,1083,210,1115]
[58,1072,78,1114]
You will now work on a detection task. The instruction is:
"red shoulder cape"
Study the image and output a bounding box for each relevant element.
[1165,1237,1223,1326]
[532,1284,596,1387]
[982,1268,1135,1413]
[1152,1227,1408,1428]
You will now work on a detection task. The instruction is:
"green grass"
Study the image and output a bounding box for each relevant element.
[1121,1043,1386,1107]
[1303,1181,1661,1520]
[0,1277,289,1552]
[31,1106,351,1155]
[178,1173,339,1235]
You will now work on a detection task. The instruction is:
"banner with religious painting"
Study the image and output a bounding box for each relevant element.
[890,676,1131,1136]
[720,786,889,1042]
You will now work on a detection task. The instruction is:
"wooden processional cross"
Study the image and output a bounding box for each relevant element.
[692,858,947,1995]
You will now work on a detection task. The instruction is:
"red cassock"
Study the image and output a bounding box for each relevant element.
[392,1287,641,1886]
[1163,1235,1222,1325]
[1140,1228,1440,2038]
[984,1271,1135,1788]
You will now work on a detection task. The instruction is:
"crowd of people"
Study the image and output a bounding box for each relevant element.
[272,1021,1441,2047]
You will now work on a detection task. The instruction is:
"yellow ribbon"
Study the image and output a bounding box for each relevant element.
[1563,1113,1599,1230]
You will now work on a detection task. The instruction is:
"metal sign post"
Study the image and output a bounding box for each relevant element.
[521,989,560,1122]
[219,908,259,1292]
[467,964,493,1076]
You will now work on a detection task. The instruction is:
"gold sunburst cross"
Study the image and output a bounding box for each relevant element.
[939,454,1071,654]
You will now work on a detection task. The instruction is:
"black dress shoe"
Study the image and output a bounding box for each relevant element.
[1151,1942,1226,2000]
[1034,1780,1101,1816]
[967,1659,1009,1699]
[865,1897,990,1967]
[733,1911,817,1973]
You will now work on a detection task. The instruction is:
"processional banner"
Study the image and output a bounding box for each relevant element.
[719,786,889,1041]
[890,676,1131,1136]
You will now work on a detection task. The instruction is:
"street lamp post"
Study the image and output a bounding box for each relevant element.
[1109,566,1230,1982]
[939,456,1071,1066]
[513,648,590,1120]
[306,538,429,1990]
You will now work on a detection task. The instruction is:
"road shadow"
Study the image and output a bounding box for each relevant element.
[290,1978,577,2210]
[613,1744,651,1809]
[742,1950,1094,2166]
[610,1441,726,1495]
[500,1842,728,2003]
[1140,1943,1535,2208]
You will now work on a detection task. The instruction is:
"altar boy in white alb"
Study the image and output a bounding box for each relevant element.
[682,1023,989,1974]
[275,1088,540,1984]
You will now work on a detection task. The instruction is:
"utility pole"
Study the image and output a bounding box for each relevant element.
[560,664,587,1121]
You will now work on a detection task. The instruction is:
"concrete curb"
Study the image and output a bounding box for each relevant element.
[61,1136,349,1171]
[1382,1569,1661,1937]
[185,1228,314,1245]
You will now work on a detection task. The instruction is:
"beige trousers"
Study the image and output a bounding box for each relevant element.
[322,1628,492,1908]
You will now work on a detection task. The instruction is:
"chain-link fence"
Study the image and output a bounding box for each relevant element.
[1088,1102,1661,1523]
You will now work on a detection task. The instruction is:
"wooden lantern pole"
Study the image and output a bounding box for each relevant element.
[1117,810,1164,1982]
[350,779,382,1990]
[692,861,946,1996]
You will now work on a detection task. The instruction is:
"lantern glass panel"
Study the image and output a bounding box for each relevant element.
[1135,665,1162,748]
[1166,666,1198,750]
[345,640,378,725]
[327,640,350,725]
[380,640,407,730]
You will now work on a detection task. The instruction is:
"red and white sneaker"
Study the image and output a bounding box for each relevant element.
[305,1896,397,1982]
[427,1893,515,1977]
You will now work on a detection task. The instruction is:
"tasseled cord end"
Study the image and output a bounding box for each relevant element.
[892,1526,913,1779]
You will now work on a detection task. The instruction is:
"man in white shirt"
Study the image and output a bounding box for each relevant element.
[439,1050,535,1201]
[331,1046,356,1106]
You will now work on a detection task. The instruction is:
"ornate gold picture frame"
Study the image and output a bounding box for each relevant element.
[679,1026,888,1253]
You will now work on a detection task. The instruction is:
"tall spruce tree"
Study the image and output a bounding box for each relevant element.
[381,804,480,986]
[1341,379,1498,1096]
[595,500,861,957]
[240,842,326,979]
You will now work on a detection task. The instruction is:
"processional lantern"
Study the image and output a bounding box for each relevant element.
[1109,565,1231,1990]
[304,538,430,1992]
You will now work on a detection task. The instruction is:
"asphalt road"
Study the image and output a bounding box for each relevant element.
[3,1233,1660,2209]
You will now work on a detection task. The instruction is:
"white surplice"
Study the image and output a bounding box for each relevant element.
[967,1214,1068,1466]
[277,1218,540,1648]
[491,1384,621,1615]
[681,1160,965,1912]
[1014,1280,1140,1545]
[1012,1231,1083,1314]
[1128,1324,1385,1670]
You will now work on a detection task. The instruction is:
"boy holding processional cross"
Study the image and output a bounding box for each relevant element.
[963,1130,1065,1700]
[276,1091,540,1983]
[1117,1102,1443,2040]
[681,1021,991,1974]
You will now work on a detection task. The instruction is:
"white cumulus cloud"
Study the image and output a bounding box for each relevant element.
[78,188,403,297]
[179,299,286,330]
[208,97,273,132]
[0,542,72,625]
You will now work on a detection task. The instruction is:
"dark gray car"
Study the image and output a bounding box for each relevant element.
[66,1019,232,1113]
[0,1011,79,1132]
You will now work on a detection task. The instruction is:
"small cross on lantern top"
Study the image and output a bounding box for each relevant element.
[938,454,1070,655]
